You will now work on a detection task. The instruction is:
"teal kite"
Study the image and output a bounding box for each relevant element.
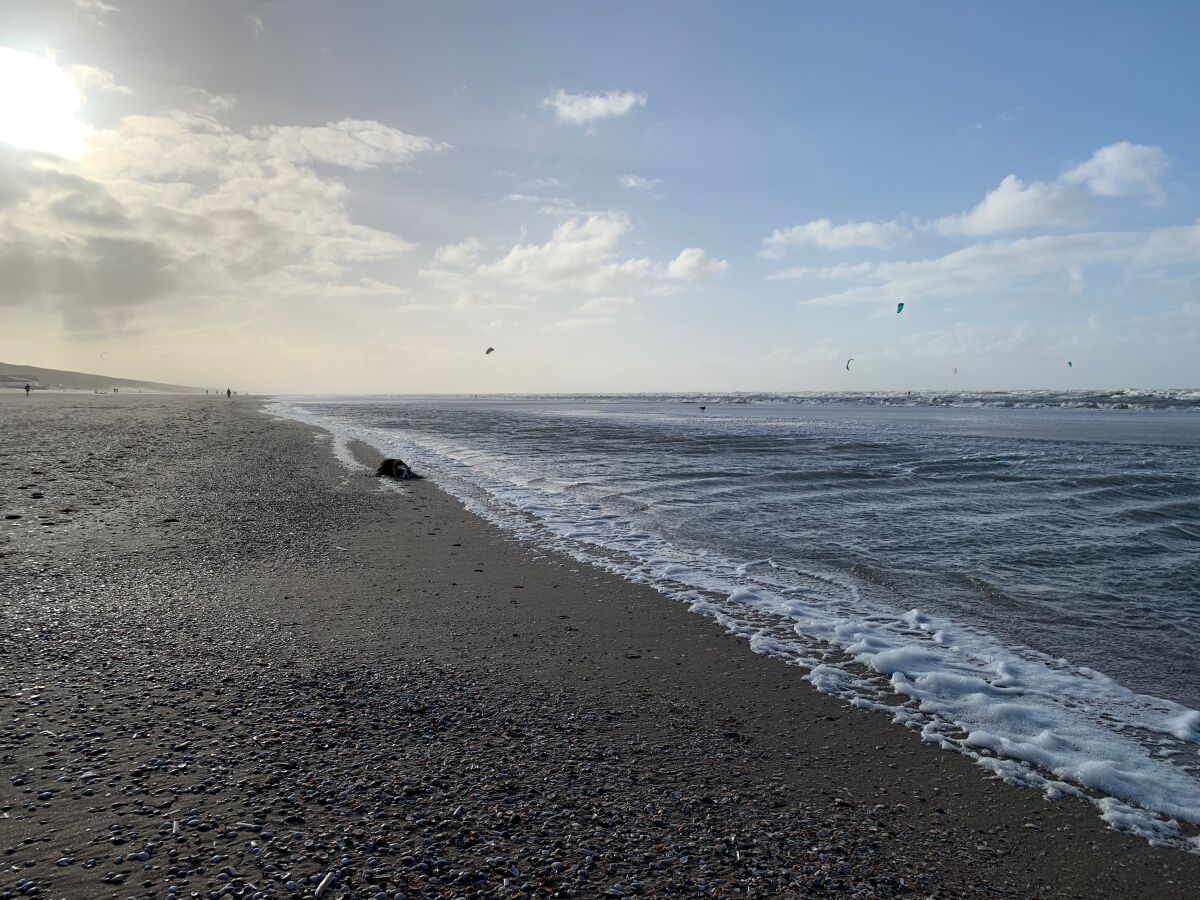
[896,302,905,314]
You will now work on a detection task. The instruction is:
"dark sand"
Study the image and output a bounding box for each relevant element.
[2,394,1198,899]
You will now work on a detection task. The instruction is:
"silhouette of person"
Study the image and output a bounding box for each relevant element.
[226,388,231,398]
[24,383,30,396]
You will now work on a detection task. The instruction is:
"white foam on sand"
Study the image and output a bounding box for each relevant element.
[268,398,1200,850]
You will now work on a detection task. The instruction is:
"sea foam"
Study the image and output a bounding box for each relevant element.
[268,397,1200,850]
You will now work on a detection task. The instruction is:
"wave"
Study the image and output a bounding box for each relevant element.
[410,388,1200,412]
[267,398,1200,852]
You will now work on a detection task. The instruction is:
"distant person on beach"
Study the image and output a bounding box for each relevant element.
[24,383,30,396]
[226,388,231,398]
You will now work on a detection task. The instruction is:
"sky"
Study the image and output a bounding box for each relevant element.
[2,0,1200,393]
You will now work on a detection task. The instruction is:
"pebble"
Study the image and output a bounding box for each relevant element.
[0,397,1137,900]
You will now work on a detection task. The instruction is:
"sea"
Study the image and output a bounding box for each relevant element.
[270,390,1200,849]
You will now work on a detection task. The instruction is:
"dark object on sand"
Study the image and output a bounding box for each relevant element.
[376,458,420,480]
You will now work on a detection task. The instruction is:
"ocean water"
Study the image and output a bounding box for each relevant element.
[270,392,1200,849]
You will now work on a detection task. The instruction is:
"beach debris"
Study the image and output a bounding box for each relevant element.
[314,872,335,897]
[375,458,420,480]
[896,302,905,314]
[845,358,854,371]
[486,347,495,355]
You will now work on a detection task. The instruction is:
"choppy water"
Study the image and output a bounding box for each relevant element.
[270,392,1200,849]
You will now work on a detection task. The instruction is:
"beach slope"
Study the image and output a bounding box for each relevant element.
[1,394,1197,898]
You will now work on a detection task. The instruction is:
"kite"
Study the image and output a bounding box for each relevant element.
[953,367,958,374]
[1068,361,1073,368]
[485,347,495,355]
[896,303,905,314]
[699,405,706,411]
[845,358,854,371]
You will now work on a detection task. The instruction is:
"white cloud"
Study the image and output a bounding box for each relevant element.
[801,226,1200,308]
[453,294,522,311]
[67,64,133,95]
[500,192,586,217]
[667,247,728,280]
[542,316,609,332]
[580,295,636,314]
[935,142,1169,237]
[619,174,663,195]
[424,214,725,300]
[255,119,447,170]
[760,219,908,258]
[476,213,654,293]
[187,89,238,113]
[0,102,445,331]
[74,0,119,24]
[1062,141,1167,203]
[433,238,483,267]
[935,175,1087,236]
[767,261,876,281]
[416,267,470,292]
[541,89,646,125]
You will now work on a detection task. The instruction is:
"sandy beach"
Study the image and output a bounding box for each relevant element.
[2,394,1198,899]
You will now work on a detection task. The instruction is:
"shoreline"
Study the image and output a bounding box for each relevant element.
[2,394,1198,898]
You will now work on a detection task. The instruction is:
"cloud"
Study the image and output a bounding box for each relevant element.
[187,88,238,113]
[1062,141,1167,204]
[476,213,653,292]
[67,64,133,95]
[518,176,562,190]
[246,14,264,38]
[667,247,728,280]
[800,226,1200,308]
[255,119,447,170]
[935,175,1087,236]
[0,101,444,330]
[424,214,725,300]
[619,174,663,196]
[541,89,646,125]
[500,192,586,217]
[579,295,636,314]
[935,143,1169,237]
[760,219,908,258]
[74,0,119,24]
[542,316,609,332]
[767,261,876,281]
[0,235,175,309]
[433,238,484,267]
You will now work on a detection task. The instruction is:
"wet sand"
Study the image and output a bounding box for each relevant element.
[2,394,1197,898]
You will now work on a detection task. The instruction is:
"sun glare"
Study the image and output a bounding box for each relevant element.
[0,47,90,159]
